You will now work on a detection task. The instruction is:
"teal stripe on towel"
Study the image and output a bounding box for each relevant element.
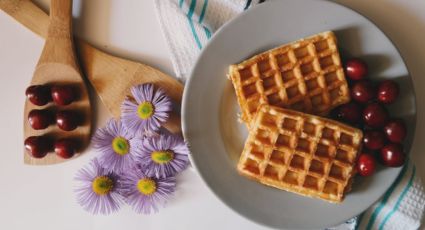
[244,0,252,10]
[188,18,202,49]
[199,0,211,40]
[204,27,212,39]
[378,166,416,230]
[179,0,184,8]
[187,0,196,18]
[199,0,208,23]
[355,213,365,230]
[184,0,202,49]
[365,161,410,230]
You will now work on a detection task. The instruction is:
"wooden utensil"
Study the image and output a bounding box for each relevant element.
[0,0,183,130]
[23,0,91,165]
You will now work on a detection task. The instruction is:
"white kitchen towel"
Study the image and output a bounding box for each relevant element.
[153,0,425,229]
[154,0,264,79]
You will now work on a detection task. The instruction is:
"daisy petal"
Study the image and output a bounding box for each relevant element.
[121,84,173,133]
[74,158,125,215]
[92,119,137,173]
[133,134,190,178]
[120,168,175,214]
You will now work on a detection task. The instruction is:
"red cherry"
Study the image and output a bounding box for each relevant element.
[357,153,376,176]
[24,136,52,158]
[363,103,389,128]
[56,110,79,131]
[334,102,362,124]
[51,85,76,106]
[28,109,53,130]
[351,81,376,104]
[380,143,405,167]
[384,119,407,143]
[54,139,77,159]
[377,80,399,104]
[345,58,368,80]
[25,85,52,106]
[363,130,386,150]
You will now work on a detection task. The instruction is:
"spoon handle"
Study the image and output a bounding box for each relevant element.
[48,0,72,39]
[37,0,78,70]
[0,0,49,37]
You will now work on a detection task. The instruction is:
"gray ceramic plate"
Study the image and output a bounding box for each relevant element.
[182,0,416,229]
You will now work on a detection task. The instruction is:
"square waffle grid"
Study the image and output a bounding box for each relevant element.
[237,105,363,203]
[229,31,350,125]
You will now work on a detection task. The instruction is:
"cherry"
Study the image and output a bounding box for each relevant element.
[380,143,405,167]
[25,85,51,106]
[24,136,52,158]
[384,119,407,143]
[351,81,376,103]
[363,103,389,128]
[51,85,76,106]
[377,80,399,104]
[363,130,386,150]
[28,109,53,130]
[357,153,376,176]
[345,58,368,80]
[54,139,77,159]
[56,110,79,131]
[333,102,362,124]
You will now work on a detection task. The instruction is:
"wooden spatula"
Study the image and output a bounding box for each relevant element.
[0,0,183,131]
[23,0,91,165]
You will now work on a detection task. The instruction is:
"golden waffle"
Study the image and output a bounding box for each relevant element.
[229,31,350,125]
[237,105,363,203]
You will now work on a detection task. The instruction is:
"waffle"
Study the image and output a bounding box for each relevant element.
[237,105,363,203]
[229,31,350,125]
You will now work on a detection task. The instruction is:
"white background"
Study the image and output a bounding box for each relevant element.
[0,0,424,229]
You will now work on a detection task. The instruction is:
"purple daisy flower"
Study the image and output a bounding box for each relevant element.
[92,119,139,173]
[134,134,190,178]
[74,158,124,215]
[121,84,173,133]
[121,168,175,214]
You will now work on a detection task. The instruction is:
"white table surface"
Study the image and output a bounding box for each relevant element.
[0,0,424,229]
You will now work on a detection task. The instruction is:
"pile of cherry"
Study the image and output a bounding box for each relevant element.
[24,84,81,159]
[331,58,407,177]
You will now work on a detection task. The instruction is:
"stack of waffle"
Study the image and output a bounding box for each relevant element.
[229,31,363,203]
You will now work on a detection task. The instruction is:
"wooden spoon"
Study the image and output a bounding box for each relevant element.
[0,0,184,165]
[0,0,183,133]
[23,0,91,165]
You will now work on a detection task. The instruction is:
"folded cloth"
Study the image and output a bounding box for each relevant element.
[154,0,264,79]
[153,0,425,229]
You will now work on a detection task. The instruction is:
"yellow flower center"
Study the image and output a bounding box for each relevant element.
[92,176,114,195]
[112,137,129,156]
[137,101,155,120]
[137,178,157,195]
[151,151,174,164]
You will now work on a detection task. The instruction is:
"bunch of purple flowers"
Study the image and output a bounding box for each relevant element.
[74,84,190,215]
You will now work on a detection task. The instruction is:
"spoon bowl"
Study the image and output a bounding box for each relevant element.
[23,0,91,165]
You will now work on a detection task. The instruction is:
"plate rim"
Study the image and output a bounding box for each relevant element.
[182,0,417,228]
